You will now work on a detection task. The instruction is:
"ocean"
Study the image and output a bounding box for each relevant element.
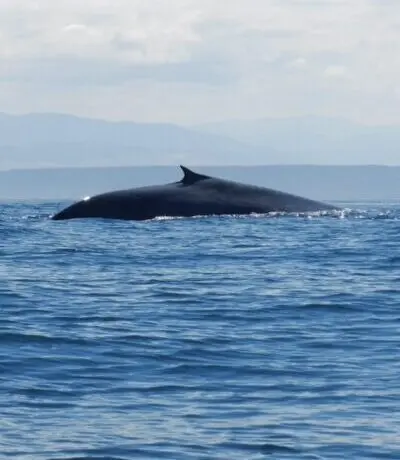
[1,201,399,459]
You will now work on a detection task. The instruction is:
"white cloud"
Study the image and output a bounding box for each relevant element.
[288,58,307,69]
[0,0,400,124]
[324,65,348,78]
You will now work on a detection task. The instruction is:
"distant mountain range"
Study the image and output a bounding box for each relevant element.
[0,112,400,170]
[195,116,400,165]
[0,112,270,169]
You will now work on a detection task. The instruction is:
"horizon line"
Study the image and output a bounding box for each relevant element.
[1,163,399,173]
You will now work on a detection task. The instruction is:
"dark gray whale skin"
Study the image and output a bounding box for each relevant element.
[51,165,339,221]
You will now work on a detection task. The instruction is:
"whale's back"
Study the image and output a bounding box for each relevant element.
[52,165,338,220]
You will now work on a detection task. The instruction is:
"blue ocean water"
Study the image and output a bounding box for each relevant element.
[1,201,399,460]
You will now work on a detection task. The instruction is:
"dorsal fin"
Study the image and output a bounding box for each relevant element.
[179,165,210,185]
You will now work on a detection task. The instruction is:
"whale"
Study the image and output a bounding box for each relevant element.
[51,165,339,221]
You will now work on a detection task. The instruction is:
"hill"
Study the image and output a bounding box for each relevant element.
[194,115,400,165]
[0,112,271,170]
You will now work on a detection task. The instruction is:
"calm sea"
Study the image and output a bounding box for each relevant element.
[1,202,399,460]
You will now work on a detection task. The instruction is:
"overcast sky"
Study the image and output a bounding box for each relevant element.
[0,0,399,125]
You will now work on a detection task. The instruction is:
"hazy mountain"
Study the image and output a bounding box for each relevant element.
[1,112,400,171]
[194,115,400,165]
[0,112,275,170]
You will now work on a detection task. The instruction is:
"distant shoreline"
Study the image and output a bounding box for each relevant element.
[1,165,399,201]
[1,163,398,173]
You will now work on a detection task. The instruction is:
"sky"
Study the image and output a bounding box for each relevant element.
[0,0,399,125]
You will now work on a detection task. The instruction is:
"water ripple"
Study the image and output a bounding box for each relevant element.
[1,201,400,459]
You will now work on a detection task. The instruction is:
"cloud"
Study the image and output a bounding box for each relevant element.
[0,0,400,124]
[324,65,348,78]
[288,58,307,69]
